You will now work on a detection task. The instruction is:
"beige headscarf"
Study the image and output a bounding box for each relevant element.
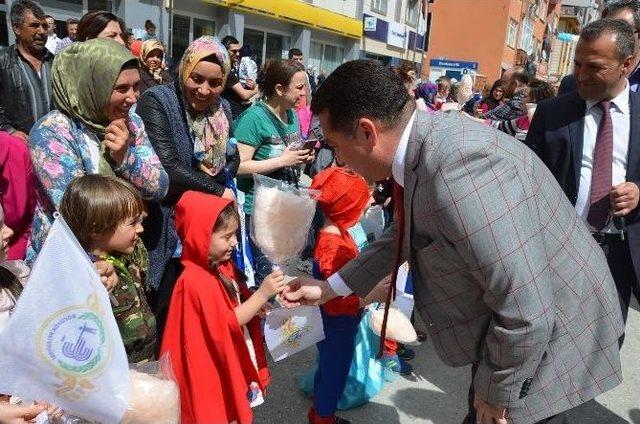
[139,39,166,83]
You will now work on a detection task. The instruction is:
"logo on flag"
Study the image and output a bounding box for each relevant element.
[36,291,113,400]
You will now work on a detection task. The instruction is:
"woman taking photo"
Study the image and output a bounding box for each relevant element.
[137,36,239,340]
[29,38,167,258]
[138,39,173,95]
[234,59,312,286]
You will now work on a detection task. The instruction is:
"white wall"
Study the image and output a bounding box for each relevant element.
[309,0,361,19]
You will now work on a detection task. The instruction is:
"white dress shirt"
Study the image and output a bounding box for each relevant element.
[327,112,417,296]
[45,34,60,55]
[575,83,630,222]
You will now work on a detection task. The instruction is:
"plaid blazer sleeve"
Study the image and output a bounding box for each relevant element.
[338,220,398,297]
[433,146,554,409]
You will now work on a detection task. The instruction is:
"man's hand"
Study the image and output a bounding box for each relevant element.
[94,260,119,291]
[279,276,337,308]
[362,275,392,306]
[611,182,640,217]
[0,402,47,424]
[245,79,256,90]
[474,396,507,424]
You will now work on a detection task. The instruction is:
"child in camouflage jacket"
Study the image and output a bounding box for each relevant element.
[59,174,156,363]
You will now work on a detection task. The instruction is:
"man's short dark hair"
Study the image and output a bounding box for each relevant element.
[10,0,45,27]
[311,60,412,135]
[289,48,303,59]
[603,0,640,32]
[221,35,239,49]
[67,18,79,26]
[580,18,636,61]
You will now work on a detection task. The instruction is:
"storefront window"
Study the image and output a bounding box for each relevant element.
[172,14,191,66]
[193,18,215,38]
[265,32,291,62]
[87,0,113,12]
[243,28,265,68]
[309,41,344,76]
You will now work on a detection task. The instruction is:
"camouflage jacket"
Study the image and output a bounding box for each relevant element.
[104,254,157,363]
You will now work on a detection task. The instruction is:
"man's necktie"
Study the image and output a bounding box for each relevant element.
[587,101,613,231]
[377,179,405,358]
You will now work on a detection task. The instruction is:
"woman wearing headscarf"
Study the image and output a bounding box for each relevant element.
[137,36,240,343]
[138,39,173,95]
[28,38,168,260]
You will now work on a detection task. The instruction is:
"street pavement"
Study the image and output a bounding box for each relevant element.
[254,297,640,423]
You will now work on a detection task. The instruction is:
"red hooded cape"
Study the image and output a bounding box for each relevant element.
[160,191,269,424]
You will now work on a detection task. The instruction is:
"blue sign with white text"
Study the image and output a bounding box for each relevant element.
[429,59,478,70]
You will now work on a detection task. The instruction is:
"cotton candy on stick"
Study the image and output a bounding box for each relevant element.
[251,175,318,266]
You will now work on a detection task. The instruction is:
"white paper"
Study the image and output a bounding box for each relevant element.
[0,217,129,423]
[395,261,410,293]
[393,291,415,320]
[264,306,325,362]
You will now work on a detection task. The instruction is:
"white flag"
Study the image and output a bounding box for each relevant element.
[0,216,129,423]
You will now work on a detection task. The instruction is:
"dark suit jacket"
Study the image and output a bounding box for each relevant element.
[525,90,640,279]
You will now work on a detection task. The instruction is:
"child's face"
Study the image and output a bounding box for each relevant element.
[0,209,14,262]
[208,218,239,265]
[93,214,144,255]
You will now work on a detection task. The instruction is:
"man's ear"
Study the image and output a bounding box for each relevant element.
[357,117,378,145]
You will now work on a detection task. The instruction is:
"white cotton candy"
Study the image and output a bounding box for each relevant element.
[120,370,180,424]
[251,176,317,265]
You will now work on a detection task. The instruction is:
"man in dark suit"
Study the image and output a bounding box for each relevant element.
[558,0,640,95]
[527,18,640,325]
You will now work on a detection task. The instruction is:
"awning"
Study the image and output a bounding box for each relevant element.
[204,0,363,39]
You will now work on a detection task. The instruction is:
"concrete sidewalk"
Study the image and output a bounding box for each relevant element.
[254,300,640,423]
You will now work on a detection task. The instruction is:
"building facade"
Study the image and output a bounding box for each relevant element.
[1,0,434,75]
[1,0,363,76]
[361,0,428,66]
[422,0,560,85]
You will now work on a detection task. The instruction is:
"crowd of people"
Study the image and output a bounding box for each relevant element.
[0,0,640,423]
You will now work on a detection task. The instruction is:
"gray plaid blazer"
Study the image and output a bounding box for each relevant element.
[340,110,624,424]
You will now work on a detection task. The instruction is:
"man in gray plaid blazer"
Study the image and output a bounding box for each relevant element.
[282,61,625,424]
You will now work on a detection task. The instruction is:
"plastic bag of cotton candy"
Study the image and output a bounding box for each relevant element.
[251,174,318,266]
[120,354,179,424]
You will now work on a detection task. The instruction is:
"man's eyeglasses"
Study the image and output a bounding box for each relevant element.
[229,49,240,54]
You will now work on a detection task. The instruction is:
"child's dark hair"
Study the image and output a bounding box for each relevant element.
[59,175,145,249]
[0,266,22,302]
[213,202,240,232]
[211,202,240,298]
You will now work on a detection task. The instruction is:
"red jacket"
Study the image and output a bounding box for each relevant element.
[161,191,269,424]
[0,132,36,259]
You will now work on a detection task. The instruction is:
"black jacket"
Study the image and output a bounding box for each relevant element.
[525,90,640,278]
[138,66,174,96]
[0,45,54,133]
[137,81,240,205]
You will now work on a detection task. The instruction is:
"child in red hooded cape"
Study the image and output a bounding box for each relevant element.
[160,191,286,424]
[307,167,390,424]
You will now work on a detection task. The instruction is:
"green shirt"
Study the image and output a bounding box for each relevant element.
[234,102,301,214]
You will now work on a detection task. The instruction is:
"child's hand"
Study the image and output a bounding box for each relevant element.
[363,275,392,306]
[94,260,119,291]
[258,303,273,318]
[258,268,286,299]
